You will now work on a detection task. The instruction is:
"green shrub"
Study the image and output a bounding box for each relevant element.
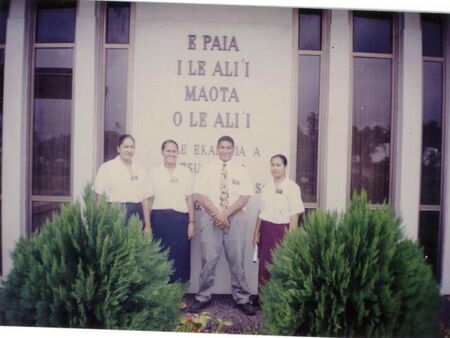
[0,185,183,330]
[261,192,441,337]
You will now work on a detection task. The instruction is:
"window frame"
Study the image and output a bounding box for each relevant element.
[418,13,447,281]
[27,1,76,235]
[0,0,9,277]
[292,8,329,211]
[97,1,135,166]
[348,11,398,207]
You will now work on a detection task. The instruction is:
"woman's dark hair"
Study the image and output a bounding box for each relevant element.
[271,154,288,166]
[118,134,135,147]
[161,139,179,151]
[217,135,235,147]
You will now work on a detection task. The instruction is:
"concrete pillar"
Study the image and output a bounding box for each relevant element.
[392,13,423,240]
[440,17,450,295]
[1,0,29,277]
[72,1,99,204]
[322,10,351,212]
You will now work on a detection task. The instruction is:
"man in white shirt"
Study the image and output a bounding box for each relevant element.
[189,135,256,316]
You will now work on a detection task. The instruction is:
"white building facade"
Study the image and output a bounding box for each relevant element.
[1,0,450,296]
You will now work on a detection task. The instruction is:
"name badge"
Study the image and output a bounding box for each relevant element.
[275,188,283,194]
[170,177,178,183]
[232,179,240,185]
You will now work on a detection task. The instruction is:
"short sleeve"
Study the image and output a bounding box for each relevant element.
[259,183,269,213]
[289,182,305,215]
[140,168,153,199]
[193,164,209,195]
[238,166,254,196]
[148,167,158,196]
[184,169,194,195]
[94,163,109,196]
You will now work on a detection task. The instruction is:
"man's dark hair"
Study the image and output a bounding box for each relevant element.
[271,154,288,166]
[217,135,235,147]
[161,139,179,151]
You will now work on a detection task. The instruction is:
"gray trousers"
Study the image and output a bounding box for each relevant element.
[195,211,251,304]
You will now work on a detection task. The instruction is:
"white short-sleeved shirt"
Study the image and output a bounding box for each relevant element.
[149,164,193,213]
[94,156,153,203]
[194,159,253,210]
[259,178,305,224]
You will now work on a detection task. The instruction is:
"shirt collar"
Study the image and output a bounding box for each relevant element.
[272,177,288,188]
[218,158,235,167]
[115,155,133,170]
[161,163,178,173]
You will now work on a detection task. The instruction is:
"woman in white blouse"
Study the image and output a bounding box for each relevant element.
[144,139,195,283]
[252,154,305,293]
[94,134,152,230]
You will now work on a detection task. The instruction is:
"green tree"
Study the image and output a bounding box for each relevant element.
[261,192,441,337]
[0,185,183,330]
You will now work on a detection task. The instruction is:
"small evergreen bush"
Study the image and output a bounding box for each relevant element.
[261,192,441,337]
[0,185,183,330]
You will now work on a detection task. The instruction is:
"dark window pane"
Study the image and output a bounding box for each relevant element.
[36,0,76,43]
[106,2,130,44]
[422,14,443,57]
[351,57,392,203]
[418,211,441,279]
[32,201,63,233]
[299,10,322,51]
[32,48,72,196]
[296,55,320,203]
[34,49,73,100]
[353,12,392,53]
[0,0,9,44]
[421,61,443,205]
[104,49,128,161]
[299,207,315,225]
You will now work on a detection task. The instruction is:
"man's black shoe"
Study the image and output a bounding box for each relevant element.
[250,295,260,308]
[188,300,210,313]
[236,302,257,316]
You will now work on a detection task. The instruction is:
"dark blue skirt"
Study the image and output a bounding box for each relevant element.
[124,202,144,227]
[151,209,191,284]
[109,202,144,229]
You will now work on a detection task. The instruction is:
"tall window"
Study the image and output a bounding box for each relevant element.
[30,0,76,233]
[0,0,9,275]
[419,14,445,279]
[296,9,323,212]
[351,11,394,204]
[102,1,131,162]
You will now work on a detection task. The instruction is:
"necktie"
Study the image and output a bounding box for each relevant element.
[219,162,229,210]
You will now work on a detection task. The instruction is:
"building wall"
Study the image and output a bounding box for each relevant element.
[2,0,29,276]
[322,9,352,212]
[393,13,423,241]
[441,17,450,295]
[132,3,293,294]
[1,1,450,295]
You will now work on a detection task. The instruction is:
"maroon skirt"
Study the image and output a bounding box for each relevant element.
[258,220,289,290]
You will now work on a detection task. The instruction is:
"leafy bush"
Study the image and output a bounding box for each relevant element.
[261,192,441,337]
[0,185,183,330]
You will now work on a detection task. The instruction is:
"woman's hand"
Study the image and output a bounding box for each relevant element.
[143,225,152,237]
[252,216,261,248]
[252,232,260,248]
[188,221,195,239]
